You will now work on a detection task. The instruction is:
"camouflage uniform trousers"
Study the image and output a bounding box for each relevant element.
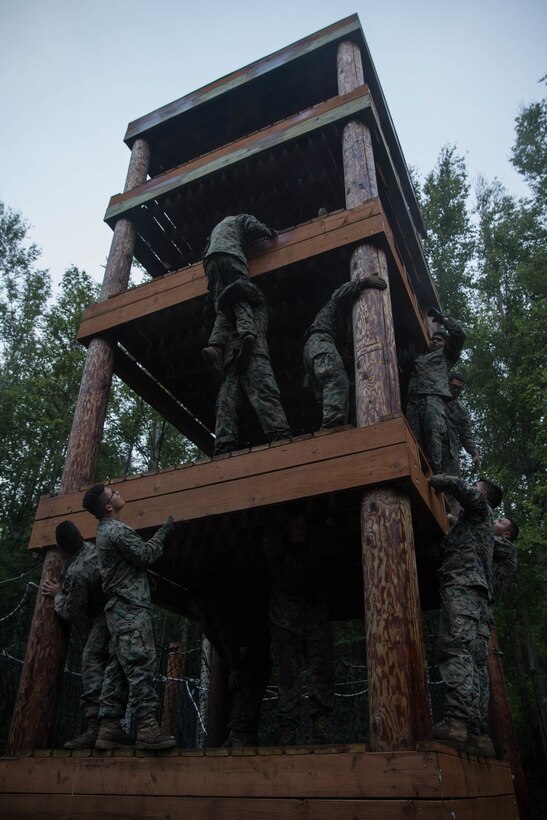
[81,614,110,721]
[406,395,450,473]
[99,600,158,721]
[437,585,491,731]
[229,643,272,737]
[214,353,290,453]
[209,302,257,350]
[205,254,256,342]
[271,605,335,729]
[303,332,349,429]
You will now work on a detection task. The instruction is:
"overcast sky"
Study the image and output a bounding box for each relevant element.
[1,0,545,289]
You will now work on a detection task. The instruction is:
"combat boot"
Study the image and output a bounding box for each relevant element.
[235,333,256,373]
[467,732,496,757]
[201,345,225,383]
[279,726,296,746]
[136,715,176,750]
[223,730,257,748]
[64,719,99,749]
[432,717,467,750]
[95,718,134,750]
[311,714,330,745]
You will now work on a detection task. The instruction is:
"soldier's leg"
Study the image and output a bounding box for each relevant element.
[271,625,303,731]
[437,586,481,730]
[114,611,159,721]
[229,642,271,741]
[242,354,291,441]
[81,616,111,722]
[311,349,349,429]
[214,367,243,454]
[405,399,424,449]
[422,396,449,474]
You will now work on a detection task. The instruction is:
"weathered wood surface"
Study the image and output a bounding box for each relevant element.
[0,750,515,799]
[79,200,429,347]
[6,138,151,756]
[0,793,520,820]
[106,88,371,223]
[161,642,183,736]
[29,419,446,550]
[338,38,432,752]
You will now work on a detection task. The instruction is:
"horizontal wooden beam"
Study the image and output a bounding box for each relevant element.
[106,88,371,224]
[78,202,430,346]
[124,15,362,144]
[29,418,446,550]
[0,749,514,800]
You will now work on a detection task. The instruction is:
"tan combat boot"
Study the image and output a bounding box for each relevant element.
[136,716,176,750]
[95,718,134,749]
[311,714,330,745]
[64,719,99,749]
[432,717,467,750]
[467,732,496,757]
[201,345,225,383]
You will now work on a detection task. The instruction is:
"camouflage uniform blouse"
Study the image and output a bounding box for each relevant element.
[204,214,273,265]
[432,475,495,598]
[95,518,171,609]
[55,541,105,622]
[407,317,465,400]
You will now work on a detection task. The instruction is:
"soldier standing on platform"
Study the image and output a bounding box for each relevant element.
[446,372,481,477]
[428,474,503,752]
[82,484,176,750]
[201,213,277,382]
[405,309,465,473]
[41,521,109,749]
[303,276,387,430]
[262,505,335,745]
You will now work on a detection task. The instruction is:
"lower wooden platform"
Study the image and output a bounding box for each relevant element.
[0,745,519,819]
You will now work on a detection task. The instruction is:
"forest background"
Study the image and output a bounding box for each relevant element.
[0,92,545,810]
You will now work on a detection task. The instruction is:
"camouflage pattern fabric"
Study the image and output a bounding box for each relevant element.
[303,281,360,429]
[55,541,109,720]
[213,284,289,453]
[491,535,518,605]
[437,584,491,730]
[446,398,479,476]
[95,517,172,720]
[204,214,273,268]
[405,394,450,474]
[431,475,496,728]
[81,615,110,720]
[262,523,335,728]
[406,316,464,471]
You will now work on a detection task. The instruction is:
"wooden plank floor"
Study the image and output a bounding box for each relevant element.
[0,747,518,820]
[29,417,446,550]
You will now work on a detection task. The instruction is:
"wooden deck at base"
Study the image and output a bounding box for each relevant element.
[0,748,519,819]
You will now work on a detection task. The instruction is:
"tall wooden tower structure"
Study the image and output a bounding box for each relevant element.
[1,15,522,819]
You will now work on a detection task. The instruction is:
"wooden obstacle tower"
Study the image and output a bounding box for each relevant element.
[1,15,523,819]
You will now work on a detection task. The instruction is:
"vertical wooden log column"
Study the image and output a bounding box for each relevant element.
[6,139,151,755]
[337,41,431,751]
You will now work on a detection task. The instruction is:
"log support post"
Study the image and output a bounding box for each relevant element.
[6,138,151,755]
[337,40,431,751]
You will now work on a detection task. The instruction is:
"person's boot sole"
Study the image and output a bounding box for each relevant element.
[95,738,134,749]
[136,738,177,749]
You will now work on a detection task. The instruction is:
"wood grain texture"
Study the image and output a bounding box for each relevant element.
[338,38,431,753]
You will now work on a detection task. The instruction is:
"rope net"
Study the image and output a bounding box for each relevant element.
[0,584,445,749]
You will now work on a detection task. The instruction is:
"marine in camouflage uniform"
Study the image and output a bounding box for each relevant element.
[43,521,109,749]
[82,484,176,750]
[445,373,481,476]
[405,313,465,473]
[303,277,387,430]
[202,214,276,381]
[262,507,335,744]
[429,474,503,750]
[212,281,290,454]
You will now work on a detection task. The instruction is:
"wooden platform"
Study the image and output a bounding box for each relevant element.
[0,745,519,819]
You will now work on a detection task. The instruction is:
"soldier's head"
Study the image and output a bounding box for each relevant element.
[475,477,503,509]
[494,516,519,541]
[448,371,466,399]
[82,483,124,520]
[55,521,84,557]
[430,331,447,351]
